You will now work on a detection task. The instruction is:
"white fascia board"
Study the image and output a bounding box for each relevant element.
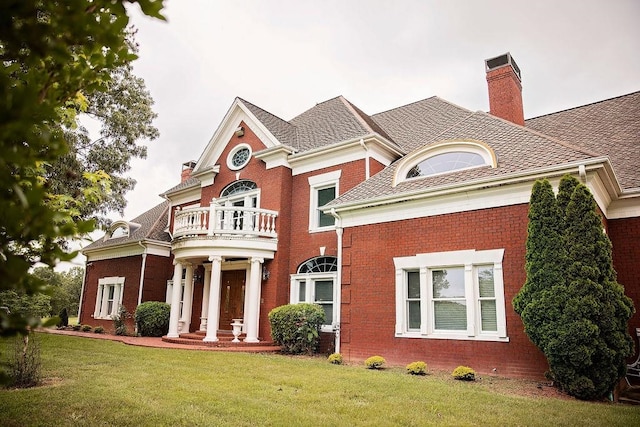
[608,195,640,219]
[192,165,220,187]
[254,145,295,169]
[84,240,171,262]
[193,99,282,175]
[164,186,201,206]
[290,135,403,176]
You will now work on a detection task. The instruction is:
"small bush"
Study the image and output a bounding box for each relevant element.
[365,356,386,370]
[72,324,81,331]
[81,325,92,332]
[135,301,171,337]
[328,353,343,365]
[57,308,68,328]
[94,326,104,334]
[112,305,131,336]
[406,361,428,375]
[268,303,325,355]
[7,333,41,388]
[452,366,476,381]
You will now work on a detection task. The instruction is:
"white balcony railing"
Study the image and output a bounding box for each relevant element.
[173,204,278,239]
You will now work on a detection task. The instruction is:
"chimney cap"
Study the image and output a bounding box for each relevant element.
[485,52,521,81]
[182,160,197,170]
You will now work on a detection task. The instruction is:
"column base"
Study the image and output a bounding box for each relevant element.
[203,336,219,343]
[243,337,260,343]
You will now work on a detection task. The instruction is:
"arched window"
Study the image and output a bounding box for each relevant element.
[406,151,486,178]
[394,140,496,186]
[291,256,338,331]
[220,180,257,197]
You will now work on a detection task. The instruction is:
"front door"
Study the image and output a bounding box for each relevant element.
[219,270,245,330]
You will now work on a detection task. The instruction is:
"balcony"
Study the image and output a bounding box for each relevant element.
[173,204,278,240]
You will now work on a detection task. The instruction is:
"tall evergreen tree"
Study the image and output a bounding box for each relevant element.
[513,180,566,349]
[556,174,579,227]
[546,183,634,399]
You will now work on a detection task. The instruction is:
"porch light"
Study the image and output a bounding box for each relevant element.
[262,267,270,281]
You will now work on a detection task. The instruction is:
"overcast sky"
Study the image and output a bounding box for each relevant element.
[81,0,639,246]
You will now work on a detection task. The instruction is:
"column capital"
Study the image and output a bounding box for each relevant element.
[208,255,223,263]
[173,259,183,266]
[250,257,264,265]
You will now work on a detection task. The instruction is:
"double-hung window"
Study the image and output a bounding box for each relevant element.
[395,249,507,341]
[290,256,338,331]
[94,277,125,319]
[308,170,341,232]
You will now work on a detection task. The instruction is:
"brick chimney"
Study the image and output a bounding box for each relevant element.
[181,161,196,182]
[485,53,524,126]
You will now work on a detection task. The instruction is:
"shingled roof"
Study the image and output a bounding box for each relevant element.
[82,201,171,253]
[526,91,640,191]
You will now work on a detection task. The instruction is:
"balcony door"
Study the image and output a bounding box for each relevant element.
[220,180,259,231]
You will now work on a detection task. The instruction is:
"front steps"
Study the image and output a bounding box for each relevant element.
[162,330,281,352]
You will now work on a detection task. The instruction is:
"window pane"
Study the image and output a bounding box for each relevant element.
[478,266,495,297]
[434,301,467,330]
[315,280,333,302]
[408,301,421,329]
[108,285,115,299]
[409,152,485,178]
[298,281,306,302]
[322,304,333,324]
[481,300,497,331]
[407,271,420,298]
[432,268,465,298]
[317,187,336,227]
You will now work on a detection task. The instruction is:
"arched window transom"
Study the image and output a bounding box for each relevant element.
[297,256,338,274]
[220,180,257,197]
[407,151,486,179]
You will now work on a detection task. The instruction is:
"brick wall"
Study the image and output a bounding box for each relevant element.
[338,203,551,379]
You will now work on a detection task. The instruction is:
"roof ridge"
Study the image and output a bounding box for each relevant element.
[144,201,170,240]
[237,97,294,128]
[339,96,375,133]
[526,90,640,121]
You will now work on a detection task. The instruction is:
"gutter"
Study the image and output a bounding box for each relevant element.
[329,208,343,354]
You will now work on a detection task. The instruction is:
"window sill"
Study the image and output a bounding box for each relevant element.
[396,332,509,342]
[308,226,336,234]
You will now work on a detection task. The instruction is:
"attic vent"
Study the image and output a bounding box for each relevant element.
[485,53,521,80]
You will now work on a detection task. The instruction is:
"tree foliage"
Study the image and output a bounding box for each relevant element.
[514,175,635,400]
[0,0,165,338]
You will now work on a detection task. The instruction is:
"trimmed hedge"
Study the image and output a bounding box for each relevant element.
[135,301,170,337]
[268,303,324,355]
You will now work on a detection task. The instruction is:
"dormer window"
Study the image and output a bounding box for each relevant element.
[104,221,140,241]
[110,225,129,239]
[395,140,496,186]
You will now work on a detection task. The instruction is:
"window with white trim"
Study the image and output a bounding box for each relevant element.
[227,143,252,170]
[94,277,125,319]
[394,249,507,341]
[308,170,341,232]
[290,256,338,332]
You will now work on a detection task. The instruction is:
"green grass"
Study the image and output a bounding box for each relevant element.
[1,333,638,426]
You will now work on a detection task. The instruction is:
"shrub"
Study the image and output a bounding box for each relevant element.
[328,353,343,365]
[7,333,42,388]
[72,324,81,331]
[94,326,104,334]
[81,324,92,332]
[112,305,131,336]
[135,301,171,337]
[57,308,69,328]
[365,356,386,370]
[268,303,325,355]
[406,361,427,375]
[452,366,476,381]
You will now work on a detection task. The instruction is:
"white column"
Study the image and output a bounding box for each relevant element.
[244,257,263,343]
[94,284,103,318]
[181,263,194,333]
[167,261,183,338]
[111,283,121,317]
[203,256,223,342]
[200,263,212,331]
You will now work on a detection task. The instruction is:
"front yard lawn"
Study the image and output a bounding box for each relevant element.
[1,333,638,426]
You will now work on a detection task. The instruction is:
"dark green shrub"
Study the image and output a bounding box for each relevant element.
[57,308,68,328]
[268,303,324,355]
[94,326,104,333]
[452,366,475,381]
[365,356,386,370]
[135,301,170,337]
[81,324,92,332]
[72,324,81,331]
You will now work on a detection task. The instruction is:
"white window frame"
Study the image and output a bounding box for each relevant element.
[290,272,338,333]
[227,143,252,171]
[393,249,507,342]
[94,276,125,320]
[308,170,341,232]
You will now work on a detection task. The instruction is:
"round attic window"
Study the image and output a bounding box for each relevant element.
[227,144,252,170]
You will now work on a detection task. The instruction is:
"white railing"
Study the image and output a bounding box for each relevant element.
[173,204,278,239]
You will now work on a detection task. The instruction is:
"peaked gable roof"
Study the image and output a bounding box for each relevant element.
[526,91,640,191]
[82,201,171,253]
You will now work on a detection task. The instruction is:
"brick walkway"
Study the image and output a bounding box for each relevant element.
[39,328,281,353]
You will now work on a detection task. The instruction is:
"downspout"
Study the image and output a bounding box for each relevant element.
[359,138,370,180]
[330,208,343,354]
[137,241,148,307]
[77,261,89,323]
